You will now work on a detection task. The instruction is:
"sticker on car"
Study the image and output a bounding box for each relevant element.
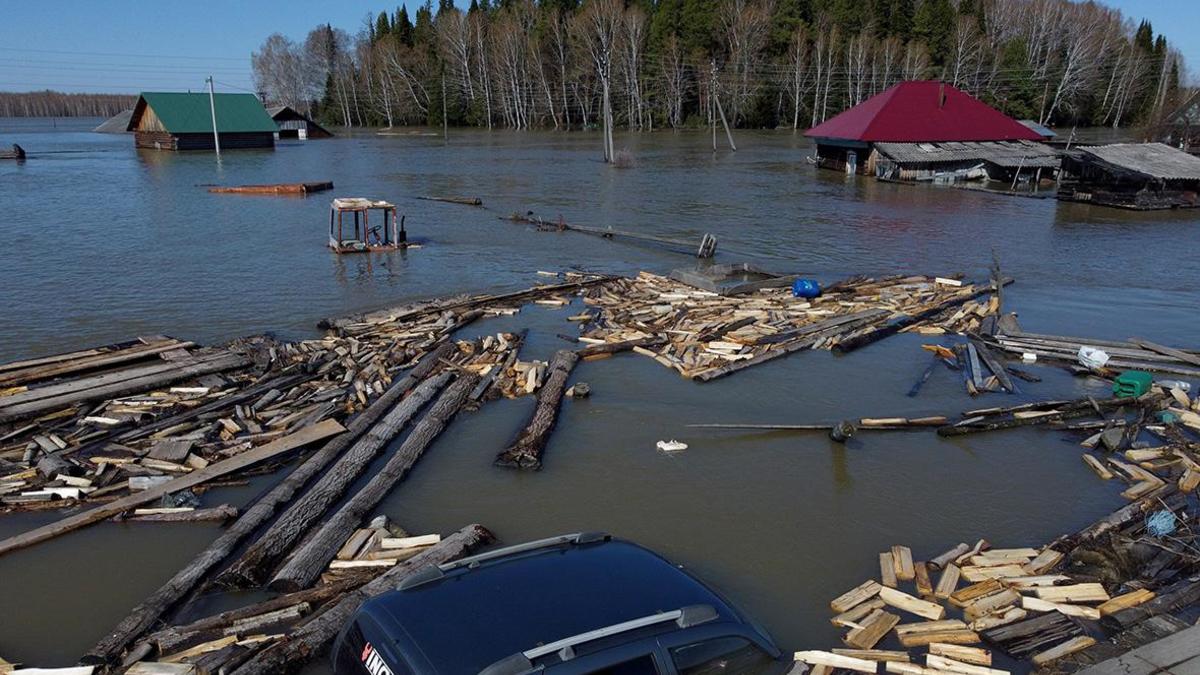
[361,643,395,675]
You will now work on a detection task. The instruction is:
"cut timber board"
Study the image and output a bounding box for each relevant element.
[0,419,344,556]
[832,580,884,613]
[880,586,947,620]
[793,651,877,673]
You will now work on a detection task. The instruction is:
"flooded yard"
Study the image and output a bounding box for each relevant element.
[0,118,1198,669]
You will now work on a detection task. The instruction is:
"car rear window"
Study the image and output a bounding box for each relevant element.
[592,654,659,674]
[670,636,775,674]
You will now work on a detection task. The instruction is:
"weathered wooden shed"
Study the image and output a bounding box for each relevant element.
[268,106,333,139]
[805,81,1048,181]
[126,92,277,151]
[1058,143,1200,210]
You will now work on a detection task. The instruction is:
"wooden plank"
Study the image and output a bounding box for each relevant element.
[845,610,901,650]
[880,551,898,587]
[833,650,910,663]
[924,654,1008,675]
[1098,589,1155,616]
[1022,549,1064,575]
[879,587,946,620]
[896,620,970,636]
[960,564,1026,582]
[1083,454,1115,480]
[833,599,886,628]
[963,589,1020,622]
[793,651,878,673]
[379,534,441,550]
[892,545,915,581]
[1031,636,1097,667]
[928,644,991,666]
[935,564,961,600]
[0,419,344,557]
[898,630,980,648]
[1035,583,1110,604]
[914,562,934,598]
[1132,339,1200,368]
[832,580,884,613]
[1021,595,1101,620]
[968,607,1027,632]
[885,662,948,675]
[0,339,192,387]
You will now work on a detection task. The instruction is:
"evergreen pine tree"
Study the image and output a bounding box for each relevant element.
[889,0,914,40]
[375,11,391,42]
[396,6,415,46]
[468,0,479,12]
[912,0,954,65]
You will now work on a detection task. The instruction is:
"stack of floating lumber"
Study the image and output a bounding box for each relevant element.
[796,490,1200,675]
[982,332,1200,379]
[577,272,999,381]
[323,516,441,579]
[0,317,528,513]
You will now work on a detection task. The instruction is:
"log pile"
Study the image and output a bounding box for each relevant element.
[796,488,1200,675]
[981,332,1200,379]
[575,272,1001,381]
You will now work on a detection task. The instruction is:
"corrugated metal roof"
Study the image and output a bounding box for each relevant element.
[874,140,1060,168]
[805,81,1043,143]
[130,92,277,134]
[1080,143,1200,180]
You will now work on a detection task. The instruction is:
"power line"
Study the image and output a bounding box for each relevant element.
[0,46,249,62]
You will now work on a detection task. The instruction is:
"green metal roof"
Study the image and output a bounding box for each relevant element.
[132,92,278,134]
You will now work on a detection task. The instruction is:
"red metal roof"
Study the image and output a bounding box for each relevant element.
[805,81,1043,143]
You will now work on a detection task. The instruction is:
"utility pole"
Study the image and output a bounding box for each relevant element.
[206,76,221,157]
[441,64,448,143]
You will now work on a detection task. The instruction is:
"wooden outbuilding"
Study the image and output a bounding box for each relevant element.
[1058,143,1200,210]
[805,81,1052,182]
[268,106,333,139]
[126,92,277,151]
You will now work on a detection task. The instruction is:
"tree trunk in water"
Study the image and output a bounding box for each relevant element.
[214,354,455,588]
[494,349,579,470]
[229,525,494,675]
[268,374,479,592]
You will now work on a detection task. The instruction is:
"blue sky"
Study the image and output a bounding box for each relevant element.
[0,0,1196,94]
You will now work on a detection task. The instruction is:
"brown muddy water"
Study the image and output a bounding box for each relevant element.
[1,118,1199,670]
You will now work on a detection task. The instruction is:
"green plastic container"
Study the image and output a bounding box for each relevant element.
[1113,370,1154,397]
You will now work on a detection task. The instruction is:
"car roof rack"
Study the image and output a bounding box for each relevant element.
[477,605,718,675]
[398,532,610,592]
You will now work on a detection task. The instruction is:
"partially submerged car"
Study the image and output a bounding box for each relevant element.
[332,532,790,675]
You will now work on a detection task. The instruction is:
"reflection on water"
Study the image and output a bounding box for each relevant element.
[0,118,1198,670]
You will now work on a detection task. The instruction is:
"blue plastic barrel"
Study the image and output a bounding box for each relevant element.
[792,278,821,298]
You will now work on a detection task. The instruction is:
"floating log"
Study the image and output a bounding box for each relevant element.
[207,182,332,195]
[228,524,493,675]
[495,349,580,470]
[504,213,717,259]
[0,143,25,160]
[0,338,195,388]
[937,395,1153,437]
[267,375,478,592]
[0,419,344,558]
[416,195,482,206]
[214,361,454,588]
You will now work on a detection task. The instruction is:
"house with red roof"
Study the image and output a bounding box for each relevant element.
[805,81,1059,184]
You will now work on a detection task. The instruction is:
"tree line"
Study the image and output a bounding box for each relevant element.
[253,0,1188,136]
[0,91,136,118]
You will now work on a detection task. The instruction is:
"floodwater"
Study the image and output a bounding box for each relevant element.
[1,118,1199,670]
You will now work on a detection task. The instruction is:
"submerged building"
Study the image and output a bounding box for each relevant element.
[127,92,277,151]
[1058,143,1200,210]
[805,81,1055,182]
[268,105,334,139]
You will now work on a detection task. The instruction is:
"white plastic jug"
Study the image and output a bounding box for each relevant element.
[1078,346,1110,369]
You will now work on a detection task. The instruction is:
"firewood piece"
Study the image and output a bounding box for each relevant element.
[891,546,915,581]
[1034,584,1110,604]
[935,564,961,600]
[1020,596,1100,620]
[845,610,901,650]
[832,580,883,613]
[1097,589,1155,616]
[1030,637,1096,667]
[914,562,934,598]
[880,551,898,588]
[832,650,909,663]
[928,644,991,666]
[930,544,969,571]
[793,651,877,673]
[833,599,886,628]
[879,587,946,620]
[924,654,1008,675]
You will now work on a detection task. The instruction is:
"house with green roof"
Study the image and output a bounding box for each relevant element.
[126,92,277,151]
